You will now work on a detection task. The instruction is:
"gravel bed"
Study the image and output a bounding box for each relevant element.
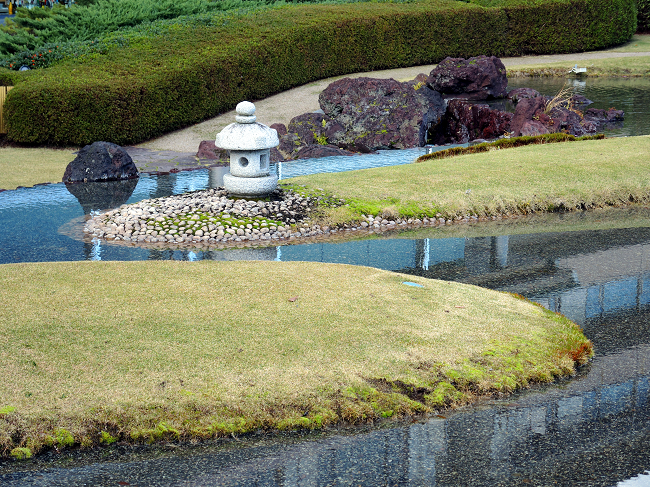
[84,187,505,249]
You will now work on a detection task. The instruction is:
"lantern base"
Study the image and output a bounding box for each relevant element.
[223,173,278,198]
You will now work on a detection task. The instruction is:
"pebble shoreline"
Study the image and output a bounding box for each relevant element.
[84,187,506,250]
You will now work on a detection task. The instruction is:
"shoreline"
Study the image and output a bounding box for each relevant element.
[82,183,649,253]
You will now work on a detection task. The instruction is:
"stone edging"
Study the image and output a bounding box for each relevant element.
[83,187,508,251]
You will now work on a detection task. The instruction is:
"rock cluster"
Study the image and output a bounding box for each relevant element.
[196,54,624,160]
[85,188,328,245]
[85,186,515,250]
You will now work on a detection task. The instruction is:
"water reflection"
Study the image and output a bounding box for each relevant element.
[3,344,648,486]
[64,179,138,215]
[506,77,650,137]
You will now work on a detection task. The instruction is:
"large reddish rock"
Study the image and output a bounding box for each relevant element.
[427,56,508,100]
[507,88,541,104]
[196,140,229,163]
[318,77,445,150]
[63,141,138,183]
[510,97,548,137]
[429,100,513,144]
[277,112,346,159]
[295,145,356,159]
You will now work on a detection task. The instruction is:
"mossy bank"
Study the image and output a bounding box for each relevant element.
[285,135,650,227]
[0,261,591,459]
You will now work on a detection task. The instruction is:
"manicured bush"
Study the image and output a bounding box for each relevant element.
[3,0,637,146]
[638,0,650,32]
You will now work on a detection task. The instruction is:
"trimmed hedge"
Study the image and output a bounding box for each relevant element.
[638,0,650,31]
[3,0,637,146]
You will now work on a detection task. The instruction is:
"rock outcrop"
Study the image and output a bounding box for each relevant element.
[318,77,446,151]
[63,141,139,183]
[427,56,508,100]
[507,88,541,104]
[508,95,613,138]
[429,99,513,144]
[196,140,229,163]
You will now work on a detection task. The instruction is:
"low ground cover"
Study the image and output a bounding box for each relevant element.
[284,135,650,224]
[0,260,591,458]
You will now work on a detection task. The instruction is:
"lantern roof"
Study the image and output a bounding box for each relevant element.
[215,101,279,151]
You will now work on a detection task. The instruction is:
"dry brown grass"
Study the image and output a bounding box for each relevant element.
[0,260,591,457]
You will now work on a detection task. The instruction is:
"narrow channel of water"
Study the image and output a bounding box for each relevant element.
[2,75,650,485]
[2,208,650,485]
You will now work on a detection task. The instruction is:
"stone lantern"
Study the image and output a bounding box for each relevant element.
[216,101,279,197]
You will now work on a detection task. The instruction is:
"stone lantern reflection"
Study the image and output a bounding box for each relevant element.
[215,101,279,197]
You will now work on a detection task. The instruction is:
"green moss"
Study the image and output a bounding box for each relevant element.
[0,405,16,416]
[417,133,606,163]
[10,447,32,460]
[44,428,75,449]
[130,421,180,444]
[99,431,117,444]
[425,381,466,407]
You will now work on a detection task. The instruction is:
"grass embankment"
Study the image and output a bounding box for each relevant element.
[508,55,650,77]
[506,34,650,77]
[0,148,74,190]
[0,260,591,459]
[285,136,650,224]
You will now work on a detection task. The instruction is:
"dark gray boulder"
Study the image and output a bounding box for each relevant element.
[63,141,138,183]
[318,77,446,150]
[427,56,508,100]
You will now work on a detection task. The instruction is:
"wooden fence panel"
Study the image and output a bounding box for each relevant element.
[0,86,13,134]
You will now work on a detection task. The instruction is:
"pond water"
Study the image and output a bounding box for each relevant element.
[2,76,650,485]
[505,77,650,137]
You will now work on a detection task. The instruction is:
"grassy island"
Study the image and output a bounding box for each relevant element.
[286,135,650,224]
[0,260,591,459]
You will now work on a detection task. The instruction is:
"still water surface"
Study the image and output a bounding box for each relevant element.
[2,76,650,485]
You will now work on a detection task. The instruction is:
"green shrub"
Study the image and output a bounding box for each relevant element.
[3,0,636,146]
[638,0,650,31]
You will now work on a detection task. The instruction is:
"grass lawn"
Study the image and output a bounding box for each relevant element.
[508,55,650,77]
[0,260,591,458]
[285,136,650,224]
[0,148,75,191]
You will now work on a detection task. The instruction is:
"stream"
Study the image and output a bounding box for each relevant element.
[1,77,650,486]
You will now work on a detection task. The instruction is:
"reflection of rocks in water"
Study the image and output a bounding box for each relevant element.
[65,178,138,214]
